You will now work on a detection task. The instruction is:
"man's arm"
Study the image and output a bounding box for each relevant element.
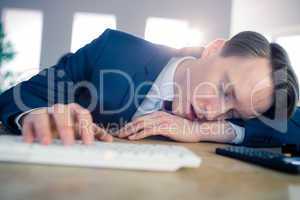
[118,111,244,144]
[0,29,111,133]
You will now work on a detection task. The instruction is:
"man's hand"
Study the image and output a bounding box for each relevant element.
[118,111,237,143]
[21,103,113,145]
[118,111,202,142]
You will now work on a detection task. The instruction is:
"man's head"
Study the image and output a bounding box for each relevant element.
[173,31,299,121]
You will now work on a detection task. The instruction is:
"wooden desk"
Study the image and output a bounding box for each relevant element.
[0,126,299,200]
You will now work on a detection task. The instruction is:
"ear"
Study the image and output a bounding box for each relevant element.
[202,39,226,58]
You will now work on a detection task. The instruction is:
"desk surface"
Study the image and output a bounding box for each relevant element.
[0,128,300,200]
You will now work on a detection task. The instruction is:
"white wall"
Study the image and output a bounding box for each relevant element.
[231,0,300,37]
[0,0,232,68]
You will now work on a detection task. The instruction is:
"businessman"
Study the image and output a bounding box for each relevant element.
[0,29,299,146]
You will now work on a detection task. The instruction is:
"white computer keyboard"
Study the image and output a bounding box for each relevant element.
[0,135,201,172]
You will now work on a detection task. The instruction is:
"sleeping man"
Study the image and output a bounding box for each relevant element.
[0,29,298,146]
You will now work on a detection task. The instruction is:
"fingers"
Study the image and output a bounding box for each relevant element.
[33,110,52,145]
[22,117,34,143]
[50,104,75,145]
[118,112,162,138]
[94,125,113,142]
[118,112,171,139]
[21,103,113,146]
[22,108,52,145]
[118,120,144,138]
[128,128,157,140]
[118,117,145,138]
[70,103,95,145]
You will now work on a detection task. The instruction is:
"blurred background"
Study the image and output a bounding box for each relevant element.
[0,0,299,92]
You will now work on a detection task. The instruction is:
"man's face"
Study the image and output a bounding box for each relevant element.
[173,55,274,121]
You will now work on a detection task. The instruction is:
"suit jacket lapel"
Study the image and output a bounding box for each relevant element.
[91,29,205,127]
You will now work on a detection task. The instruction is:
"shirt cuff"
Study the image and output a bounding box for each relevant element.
[228,122,245,144]
[15,108,46,130]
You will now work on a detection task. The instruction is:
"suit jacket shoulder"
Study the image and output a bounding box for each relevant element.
[0,29,178,132]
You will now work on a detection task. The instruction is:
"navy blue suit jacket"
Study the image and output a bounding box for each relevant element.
[0,29,299,146]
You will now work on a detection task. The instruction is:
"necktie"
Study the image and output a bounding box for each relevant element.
[162,100,173,113]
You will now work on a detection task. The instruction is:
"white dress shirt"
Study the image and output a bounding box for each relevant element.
[15,56,245,144]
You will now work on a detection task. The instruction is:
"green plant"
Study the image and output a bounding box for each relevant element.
[0,21,16,93]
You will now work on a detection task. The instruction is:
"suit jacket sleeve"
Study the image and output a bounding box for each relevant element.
[228,108,300,147]
[0,29,112,134]
[241,108,300,147]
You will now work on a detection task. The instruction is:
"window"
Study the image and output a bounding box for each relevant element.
[276,35,300,83]
[71,13,116,52]
[145,17,203,49]
[1,8,43,82]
